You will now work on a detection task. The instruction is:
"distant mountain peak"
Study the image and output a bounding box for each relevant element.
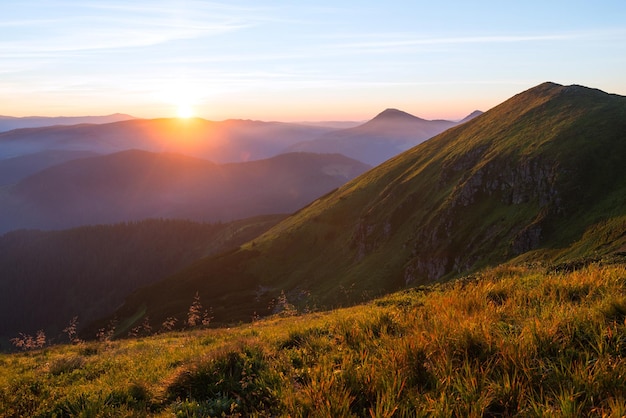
[107,113,136,119]
[459,110,483,123]
[538,81,562,89]
[368,108,425,124]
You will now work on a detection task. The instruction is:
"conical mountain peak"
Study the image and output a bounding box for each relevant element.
[369,108,425,123]
[459,110,483,123]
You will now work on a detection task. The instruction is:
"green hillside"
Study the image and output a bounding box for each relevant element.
[4,262,626,416]
[104,82,626,333]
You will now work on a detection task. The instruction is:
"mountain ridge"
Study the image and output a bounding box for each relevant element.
[0,150,99,186]
[0,113,135,132]
[95,82,626,334]
[0,117,334,162]
[0,150,370,232]
[285,109,482,165]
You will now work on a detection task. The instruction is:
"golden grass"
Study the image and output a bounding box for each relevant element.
[2,262,626,416]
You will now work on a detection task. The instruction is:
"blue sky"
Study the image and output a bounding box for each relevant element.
[1,0,625,121]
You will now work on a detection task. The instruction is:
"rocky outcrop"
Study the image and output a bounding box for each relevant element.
[511,221,542,255]
[448,157,561,210]
[404,257,446,285]
[352,218,392,261]
[403,153,563,283]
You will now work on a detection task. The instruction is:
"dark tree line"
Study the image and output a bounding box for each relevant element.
[0,216,283,350]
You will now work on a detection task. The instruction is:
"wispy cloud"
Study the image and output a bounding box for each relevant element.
[327,33,582,53]
[0,1,260,55]
[80,0,264,15]
[0,19,65,27]
[324,28,626,54]
[2,1,625,118]
[0,29,247,55]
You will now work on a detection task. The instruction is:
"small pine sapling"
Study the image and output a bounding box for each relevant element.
[160,316,178,332]
[187,292,213,328]
[63,316,82,344]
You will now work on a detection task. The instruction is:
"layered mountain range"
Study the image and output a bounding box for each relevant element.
[286,109,481,165]
[0,106,484,343]
[0,113,135,133]
[0,108,475,234]
[0,151,370,233]
[0,110,476,165]
[93,82,626,335]
[0,118,331,162]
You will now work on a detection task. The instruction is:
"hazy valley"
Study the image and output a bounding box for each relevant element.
[0,216,285,349]
[0,150,369,232]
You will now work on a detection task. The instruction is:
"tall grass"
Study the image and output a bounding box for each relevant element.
[2,262,626,416]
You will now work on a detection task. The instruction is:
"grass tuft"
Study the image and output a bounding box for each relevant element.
[48,355,86,376]
[165,340,280,415]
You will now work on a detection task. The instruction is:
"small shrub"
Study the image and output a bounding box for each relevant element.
[401,342,434,391]
[279,326,330,349]
[79,345,99,356]
[49,356,86,376]
[106,382,151,409]
[368,311,404,337]
[291,369,355,417]
[486,286,509,306]
[172,398,237,417]
[451,327,494,364]
[166,341,279,415]
[53,392,115,417]
[602,298,626,322]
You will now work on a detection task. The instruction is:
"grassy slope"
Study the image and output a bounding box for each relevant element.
[107,82,626,331]
[4,262,626,416]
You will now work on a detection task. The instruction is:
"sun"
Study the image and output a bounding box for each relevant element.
[154,81,201,119]
[177,103,195,119]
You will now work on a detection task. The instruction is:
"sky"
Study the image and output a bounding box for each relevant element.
[1,0,626,121]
